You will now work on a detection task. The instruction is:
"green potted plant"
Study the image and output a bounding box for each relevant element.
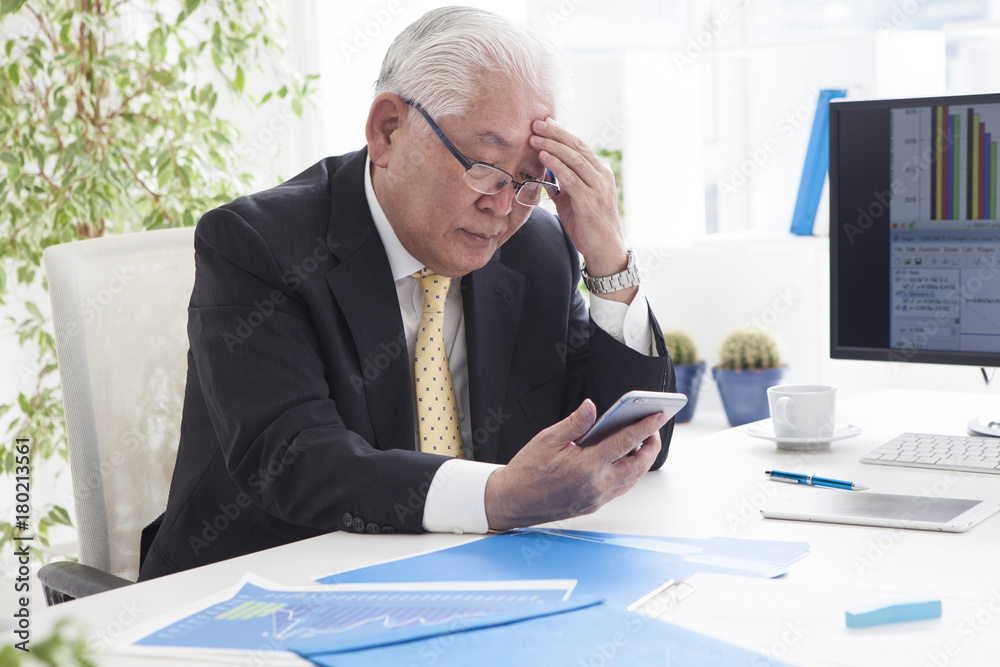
[712,329,785,426]
[663,330,704,423]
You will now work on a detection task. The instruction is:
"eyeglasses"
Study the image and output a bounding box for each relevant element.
[402,98,560,207]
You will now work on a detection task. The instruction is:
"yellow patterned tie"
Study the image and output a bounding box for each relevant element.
[412,269,464,458]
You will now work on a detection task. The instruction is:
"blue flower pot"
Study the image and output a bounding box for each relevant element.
[673,361,705,423]
[712,366,786,427]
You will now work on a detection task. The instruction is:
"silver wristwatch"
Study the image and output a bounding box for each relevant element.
[581,249,641,294]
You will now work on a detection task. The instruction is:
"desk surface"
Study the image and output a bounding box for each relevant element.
[31,388,1000,666]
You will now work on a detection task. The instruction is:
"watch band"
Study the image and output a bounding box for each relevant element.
[582,249,641,294]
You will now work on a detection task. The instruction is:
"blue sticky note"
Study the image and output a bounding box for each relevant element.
[845,593,942,628]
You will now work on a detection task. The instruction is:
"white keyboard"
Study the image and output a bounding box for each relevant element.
[861,432,1000,474]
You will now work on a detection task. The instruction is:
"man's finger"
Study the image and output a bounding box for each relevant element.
[556,398,596,443]
[532,118,606,177]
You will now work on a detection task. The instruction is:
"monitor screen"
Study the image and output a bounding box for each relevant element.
[830,93,1000,368]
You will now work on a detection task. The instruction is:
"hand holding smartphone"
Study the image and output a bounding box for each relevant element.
[576,390,686,448]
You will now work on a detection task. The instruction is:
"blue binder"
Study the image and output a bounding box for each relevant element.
[790,88,847,235]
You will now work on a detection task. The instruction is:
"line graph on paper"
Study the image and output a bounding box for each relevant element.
[132,581,572,652]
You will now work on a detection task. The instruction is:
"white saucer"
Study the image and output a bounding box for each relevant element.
[745,423,862,451]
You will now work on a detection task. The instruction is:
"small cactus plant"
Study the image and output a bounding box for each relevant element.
[663,331,700,366]
[664,331,705,423]
[717,330,781,371]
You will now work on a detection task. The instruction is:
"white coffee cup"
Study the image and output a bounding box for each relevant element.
[767,384,837,440]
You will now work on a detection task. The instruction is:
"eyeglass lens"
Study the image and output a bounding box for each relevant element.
[463,164,558,206]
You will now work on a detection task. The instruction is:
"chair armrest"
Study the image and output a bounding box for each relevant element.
[38,561,134,605]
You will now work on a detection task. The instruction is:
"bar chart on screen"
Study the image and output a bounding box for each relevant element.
[890,102,1000,225]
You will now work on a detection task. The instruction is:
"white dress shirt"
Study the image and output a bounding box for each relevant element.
[364,156,656,534]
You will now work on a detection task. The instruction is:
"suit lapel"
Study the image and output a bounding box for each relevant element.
[462,256,525,463]
[325,150,414,452]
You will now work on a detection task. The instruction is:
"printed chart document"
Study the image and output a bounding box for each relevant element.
[113,531,811,665]
[115,576,577,663]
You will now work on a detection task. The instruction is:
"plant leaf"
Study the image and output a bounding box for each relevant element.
[0,0,28,16]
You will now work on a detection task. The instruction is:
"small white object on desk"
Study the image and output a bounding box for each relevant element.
[745,422,861,450]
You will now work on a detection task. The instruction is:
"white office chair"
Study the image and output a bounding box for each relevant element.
[38,227,195,603]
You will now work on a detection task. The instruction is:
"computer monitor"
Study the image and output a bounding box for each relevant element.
[829,92,1000,436]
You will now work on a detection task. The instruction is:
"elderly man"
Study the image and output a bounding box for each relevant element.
[138,6,675,581]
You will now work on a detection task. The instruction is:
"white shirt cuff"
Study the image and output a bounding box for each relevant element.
[422,459,503,534]
[589,285,655,355]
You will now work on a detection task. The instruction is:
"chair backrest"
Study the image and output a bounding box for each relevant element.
[42,227,195,582]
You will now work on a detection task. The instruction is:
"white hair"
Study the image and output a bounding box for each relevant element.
[374,7,572,128]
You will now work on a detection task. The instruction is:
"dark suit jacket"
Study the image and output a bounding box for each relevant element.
[138,149,675,581]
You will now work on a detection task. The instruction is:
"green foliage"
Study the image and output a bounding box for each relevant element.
[596,148,624,217]
[0,620,97,666]
[662,330,700,366]
[0,0,316,561]
[717,329,781,371]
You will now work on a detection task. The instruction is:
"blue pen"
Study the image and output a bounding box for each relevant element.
[765,470,869,491]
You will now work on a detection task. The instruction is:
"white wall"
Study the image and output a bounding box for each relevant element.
[640,235,828,422]
[642,234,1000,435]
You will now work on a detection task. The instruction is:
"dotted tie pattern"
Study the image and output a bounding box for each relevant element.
[412,269,464,458]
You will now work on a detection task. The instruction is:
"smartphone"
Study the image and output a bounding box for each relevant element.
[576,390,687,448]
[761,488,1000,532]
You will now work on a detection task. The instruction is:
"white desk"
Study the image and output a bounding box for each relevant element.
[32,389,1000,666]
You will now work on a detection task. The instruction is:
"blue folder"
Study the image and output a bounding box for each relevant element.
[317,530,809,608]
[293,599,797,667]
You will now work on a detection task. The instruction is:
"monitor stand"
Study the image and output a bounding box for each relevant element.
[968,416,1000,438]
